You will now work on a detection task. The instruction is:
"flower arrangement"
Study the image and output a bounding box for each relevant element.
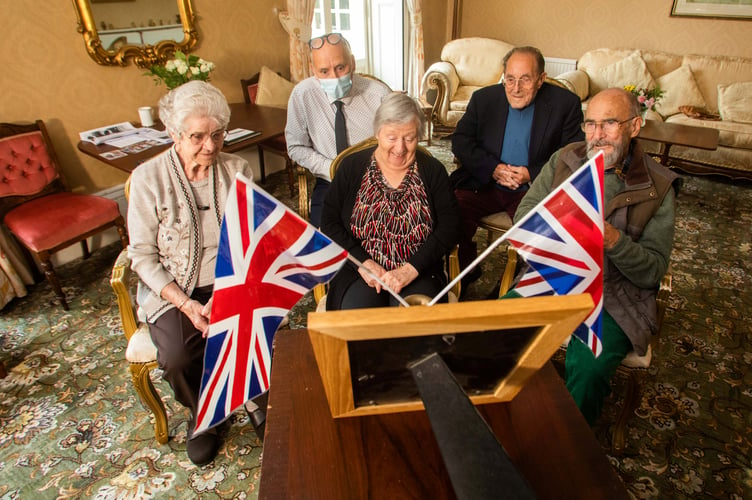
[145,51,215,90]
[624,85,665,112]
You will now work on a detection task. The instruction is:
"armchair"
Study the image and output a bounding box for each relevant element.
[0,120,128,310]
[311,138,461,307]
[421,38,514,130]
[110,247,169,444]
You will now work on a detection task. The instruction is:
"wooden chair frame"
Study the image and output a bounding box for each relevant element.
[0,120,128,310]
[111,248,169,444]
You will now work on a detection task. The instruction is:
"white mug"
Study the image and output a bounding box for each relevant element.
[138,106,154,127]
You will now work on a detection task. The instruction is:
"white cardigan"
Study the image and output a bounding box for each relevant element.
[127,147,252,322]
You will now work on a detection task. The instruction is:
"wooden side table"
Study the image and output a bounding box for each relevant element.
[77,103,288,174]
[638,120,719,166]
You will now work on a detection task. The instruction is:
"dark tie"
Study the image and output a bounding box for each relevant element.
[334,100,348,154]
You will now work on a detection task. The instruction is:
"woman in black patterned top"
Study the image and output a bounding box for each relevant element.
[321,92,461,310]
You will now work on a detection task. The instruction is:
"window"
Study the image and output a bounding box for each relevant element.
[311,0,403,91]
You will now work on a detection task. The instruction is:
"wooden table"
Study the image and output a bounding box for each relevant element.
[638,120,719,166]
[259,329,628,500]
[77,103,288,173]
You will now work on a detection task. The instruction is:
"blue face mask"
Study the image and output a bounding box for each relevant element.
[319,73,353,100]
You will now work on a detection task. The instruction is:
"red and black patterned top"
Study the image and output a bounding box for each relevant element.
[350,156,433,270]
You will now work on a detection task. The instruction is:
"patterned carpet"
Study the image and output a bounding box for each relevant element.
[0,140,750,498]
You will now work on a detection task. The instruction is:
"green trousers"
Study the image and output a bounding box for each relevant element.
[564,311,632,425]
[502,290,632,425]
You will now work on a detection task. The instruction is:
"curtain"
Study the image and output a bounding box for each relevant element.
[0,226,34,309]
[405,0,425,98]
[278,0,316,83]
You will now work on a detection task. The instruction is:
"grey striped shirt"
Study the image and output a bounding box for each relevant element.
[285,74,391,180]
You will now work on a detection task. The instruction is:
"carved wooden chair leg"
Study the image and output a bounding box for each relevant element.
[79,240,91,259]
[38,251,68,310]
[612,367,642,455]
[257,146,267,184]
[130,361,169,444]
[115,217,129,249]
[285,158,296,197]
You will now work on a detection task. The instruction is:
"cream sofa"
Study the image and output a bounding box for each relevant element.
[555,48,752,180]
[421,37,514,129]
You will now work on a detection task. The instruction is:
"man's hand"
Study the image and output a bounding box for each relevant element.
[604,222,621,250]
[492,163,530,190]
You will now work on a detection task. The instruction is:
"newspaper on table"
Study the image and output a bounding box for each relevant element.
[224,128,261,146]
[79,122,139,145]
[79,123,173,147]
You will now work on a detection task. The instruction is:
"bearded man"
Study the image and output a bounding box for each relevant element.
[512,88,681,425]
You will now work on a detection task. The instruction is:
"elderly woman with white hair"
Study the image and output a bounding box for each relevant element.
[321,92,461,310]
[127,81,263,465]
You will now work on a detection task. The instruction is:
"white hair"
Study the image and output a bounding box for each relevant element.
[158,81,230,137]
[373,92,425,140]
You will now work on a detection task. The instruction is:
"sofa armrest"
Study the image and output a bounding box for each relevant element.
[555,69,590,101]
[421,61,461,127]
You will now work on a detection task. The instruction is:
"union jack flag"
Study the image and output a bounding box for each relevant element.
[194,174,348,434]
[506,153,605,356]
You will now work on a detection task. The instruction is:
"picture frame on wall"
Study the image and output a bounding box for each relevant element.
[671,0,752,20]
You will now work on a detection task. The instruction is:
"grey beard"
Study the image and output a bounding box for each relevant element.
[586,140,624,168]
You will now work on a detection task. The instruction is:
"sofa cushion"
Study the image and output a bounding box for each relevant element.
[440,37,514,87]
[578,48,636,75]
[255,66,294,109]
[667,113,752,150]
[555,70,589,101]
[640,51,683,80]
[682,54,752,113]
[655,65,707,118]
[448,86,481,111]
[717,82,752,124]
[590,51,656,95]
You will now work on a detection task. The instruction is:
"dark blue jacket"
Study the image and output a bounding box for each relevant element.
[450,82,584,190]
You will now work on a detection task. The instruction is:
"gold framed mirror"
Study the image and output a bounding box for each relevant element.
[73,0,199,69]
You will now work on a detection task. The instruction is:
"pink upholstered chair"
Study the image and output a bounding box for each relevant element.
[240,73,296,196]
[0,120,128,310]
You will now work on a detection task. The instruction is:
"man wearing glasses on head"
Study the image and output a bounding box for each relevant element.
[512,87,680,426]
[450,46,583,292]
[286,32,391,226]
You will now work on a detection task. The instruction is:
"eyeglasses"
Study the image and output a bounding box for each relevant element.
[186,129,227,146]
[502,75,538,88]
[580,117,639,134]
[308,33,349,50]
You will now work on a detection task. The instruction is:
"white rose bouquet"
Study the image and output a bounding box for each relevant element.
[145,51,215,90]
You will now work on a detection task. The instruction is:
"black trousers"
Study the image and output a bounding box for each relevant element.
[148,285,270,417]
[339,273,448,310]
[148,285,214,416]
[309,178,331,227]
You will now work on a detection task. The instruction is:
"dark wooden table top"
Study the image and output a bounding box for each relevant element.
[259,329,629,500]
[638,119,719,150]
[76,102,288,173]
